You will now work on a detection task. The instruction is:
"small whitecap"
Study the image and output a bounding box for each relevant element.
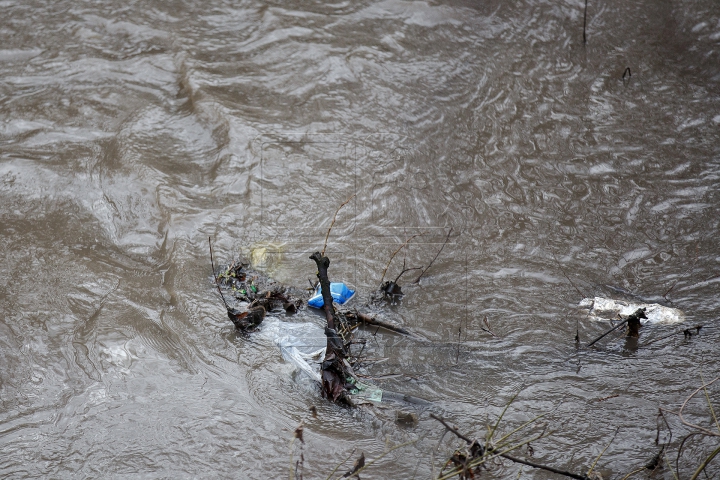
[677,118,704,131]
[588,163,615,175]
[0,48,43,62]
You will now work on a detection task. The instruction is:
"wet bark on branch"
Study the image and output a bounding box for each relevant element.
[310,251,351,402]
[310,251,338,331]
[343,310,413,336]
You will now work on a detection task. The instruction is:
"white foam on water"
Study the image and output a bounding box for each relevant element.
[579,297,685,325]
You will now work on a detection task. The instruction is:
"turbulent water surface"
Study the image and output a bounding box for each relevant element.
[1,0,720,478]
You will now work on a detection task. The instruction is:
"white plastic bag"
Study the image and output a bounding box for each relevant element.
[260,319,326,382]
[579,297,685,325]
[259,319,384,403]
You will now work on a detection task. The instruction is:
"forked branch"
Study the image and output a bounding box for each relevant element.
[380,233,425,285]
[414,227,452,284]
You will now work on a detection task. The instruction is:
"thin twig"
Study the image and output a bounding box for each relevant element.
[689,444,720,480]
[647,445,665,472]
[430,414,582,480]
[641,325,703,347]
[345,310,414,336]
[499,452,587,480]
[676,432,702,474]
[493,413,548,447]
[414,228,452,283]
[209,236,229,309]
[701,373,720,433]
[435,429,449,452]
[587,427,620,477]
[481,316,497,337]
[454,325,461,365]
[622,67,632,86]
[380,233,425,285]
[337,440,417,480]
[620,465,647,480]
[656,408,673,446]
[325,448,356,480]
[394,263,423,284]
[322,194,355,257]
[586,319,629,348]
[465,432,561,479]
[487,390,521,445]
[678,376,720,437]
[429,414,473,443]
[664,453,680,480]
[552,252,587,298]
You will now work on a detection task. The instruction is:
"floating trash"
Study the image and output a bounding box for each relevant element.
[345,376,383,403]
[261,319,326,382]
[307,282,355,308]
[579,297,685,325]
[248,241,285,273]
[260,319,384,403]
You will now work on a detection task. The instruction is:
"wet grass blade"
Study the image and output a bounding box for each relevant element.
[587,427,619,477]
[701,373,720,433]
[487,390,521,445]
[324,448,355,480]
[689,444,720,480]
[493,413,547,447]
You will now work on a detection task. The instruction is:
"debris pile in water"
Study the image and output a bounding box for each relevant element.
[579,297,685,325]
[209,238,303,332]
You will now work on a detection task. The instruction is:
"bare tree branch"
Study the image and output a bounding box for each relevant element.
[414,228,452,283]
[322,194,355,257]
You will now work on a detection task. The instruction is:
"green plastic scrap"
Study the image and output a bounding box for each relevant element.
[346,377,383,403]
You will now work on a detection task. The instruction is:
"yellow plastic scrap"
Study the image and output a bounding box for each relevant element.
[249,242,285,273]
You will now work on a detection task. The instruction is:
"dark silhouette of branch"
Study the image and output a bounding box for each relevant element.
[322,194,355,256]
[499,453,589,480]
[209,236,229,309]
[429,414,589,480]
[380,233,424,285]
[429,414,473,443]
[585,308,647,347]
[343,310,413,336]
[394,262,423,284]
[552,252,587,298]
[310,252,337,331]
[414,228,452,283]
[586,319,628,347]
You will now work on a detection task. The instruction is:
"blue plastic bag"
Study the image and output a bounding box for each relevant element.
[307,282,355,308]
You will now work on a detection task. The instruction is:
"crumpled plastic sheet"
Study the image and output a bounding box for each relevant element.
[579,297,685,325]
[260,319,326,382]
[259,319,384,403]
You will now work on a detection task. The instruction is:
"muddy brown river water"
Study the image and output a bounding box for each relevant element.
[1,0,719,478]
